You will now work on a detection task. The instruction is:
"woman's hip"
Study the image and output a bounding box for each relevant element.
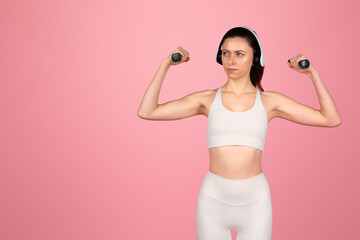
[199,170,271,206]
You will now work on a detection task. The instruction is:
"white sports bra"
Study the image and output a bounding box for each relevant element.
[207,86,268,151]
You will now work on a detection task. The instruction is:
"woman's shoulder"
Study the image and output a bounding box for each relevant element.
[260,89,290,100]
[178,88,217,108]
[258,89,285,120]
[190,87,218,100]
[259,89,295,110]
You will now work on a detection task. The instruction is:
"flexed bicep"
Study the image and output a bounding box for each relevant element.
[139,90,205,121]
[270,91,336,127]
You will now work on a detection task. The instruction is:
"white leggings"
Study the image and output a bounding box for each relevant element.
[196,171,272,240]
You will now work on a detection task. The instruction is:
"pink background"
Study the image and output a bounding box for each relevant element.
[1,0,359,239]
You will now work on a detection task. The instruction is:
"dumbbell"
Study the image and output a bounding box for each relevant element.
[171,53,182,62]
[288,59,310,69]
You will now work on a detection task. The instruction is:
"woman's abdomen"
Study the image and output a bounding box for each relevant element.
[209,145,263,179]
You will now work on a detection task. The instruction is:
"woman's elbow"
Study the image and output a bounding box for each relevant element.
[328,118,342,127]
[137,111,149,119]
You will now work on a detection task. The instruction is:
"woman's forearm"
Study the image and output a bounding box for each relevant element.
[307,67,342,126]
[137,58,172,117]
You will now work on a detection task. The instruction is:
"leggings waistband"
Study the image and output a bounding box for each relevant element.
[200,171,271,206]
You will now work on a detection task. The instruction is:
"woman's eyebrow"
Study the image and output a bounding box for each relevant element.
[222,49,247,53]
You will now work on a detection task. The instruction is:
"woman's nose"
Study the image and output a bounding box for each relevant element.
[228,55,235,64]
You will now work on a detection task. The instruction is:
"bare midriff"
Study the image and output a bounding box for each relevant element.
[208,145,263,179]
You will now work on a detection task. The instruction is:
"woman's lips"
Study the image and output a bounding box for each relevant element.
[227,68,237,72]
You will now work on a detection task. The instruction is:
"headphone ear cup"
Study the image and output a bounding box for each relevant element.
[216,50,222,65]
[253,52,260,66]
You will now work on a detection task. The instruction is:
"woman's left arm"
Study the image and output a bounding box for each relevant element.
[271,54,342,127]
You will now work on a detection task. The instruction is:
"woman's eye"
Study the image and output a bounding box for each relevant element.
[222,52,243,56]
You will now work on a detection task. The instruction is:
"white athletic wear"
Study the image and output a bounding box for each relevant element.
[207,86,268,151]
[197,86,272,239]
[196,171,272,240]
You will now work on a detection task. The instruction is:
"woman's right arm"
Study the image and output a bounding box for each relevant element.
[137,47,205,120]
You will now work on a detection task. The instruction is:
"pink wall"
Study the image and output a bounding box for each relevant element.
[1,0,359,239]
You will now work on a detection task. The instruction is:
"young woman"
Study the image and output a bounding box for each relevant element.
[137,26,342,240]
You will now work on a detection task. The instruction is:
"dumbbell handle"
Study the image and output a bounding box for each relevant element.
[288,59,310,69]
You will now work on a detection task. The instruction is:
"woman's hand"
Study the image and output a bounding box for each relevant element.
[287,53,314,74]
[163,46,190,67]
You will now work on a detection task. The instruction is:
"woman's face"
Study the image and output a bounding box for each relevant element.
[221,37,254,78]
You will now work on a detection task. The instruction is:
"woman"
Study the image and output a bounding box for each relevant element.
[137,26,342,240]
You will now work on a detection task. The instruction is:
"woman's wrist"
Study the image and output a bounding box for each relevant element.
[306,66,318,77]
[161,57,172,69]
